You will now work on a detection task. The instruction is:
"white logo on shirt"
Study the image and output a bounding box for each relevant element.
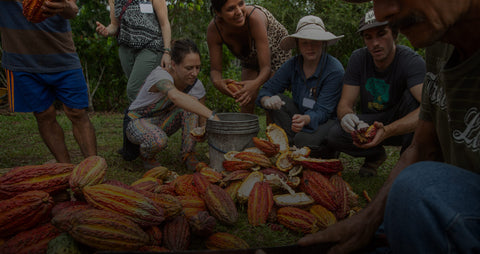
[425,72,447,110]
[453,107,480,152]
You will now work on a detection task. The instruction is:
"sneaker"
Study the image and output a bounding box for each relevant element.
[183,152,200,172]
[359,151,387,177]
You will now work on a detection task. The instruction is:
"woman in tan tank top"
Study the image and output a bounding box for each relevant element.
[206,0,291,113]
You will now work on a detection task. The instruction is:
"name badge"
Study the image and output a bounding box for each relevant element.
[139,1,154,13]
[302,98,315,109]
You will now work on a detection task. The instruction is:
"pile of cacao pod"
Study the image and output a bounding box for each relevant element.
[0,124,362,252]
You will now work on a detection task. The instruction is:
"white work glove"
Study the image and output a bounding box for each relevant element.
[263,95,285,110]
[357,121,369,130]
[340,113,360,133]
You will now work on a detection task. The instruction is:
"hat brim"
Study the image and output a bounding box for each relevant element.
[280,32,344,50]
[357,21,389,33]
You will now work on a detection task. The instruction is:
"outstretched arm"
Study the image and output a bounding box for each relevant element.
[95,0,119,37]
[298,119,442,254]
[150,80,217,120]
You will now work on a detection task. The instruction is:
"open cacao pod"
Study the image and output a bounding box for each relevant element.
[23,0,48,23]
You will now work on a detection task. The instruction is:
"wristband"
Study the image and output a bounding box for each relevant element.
[208,111,216,120]
[163,48,171,54]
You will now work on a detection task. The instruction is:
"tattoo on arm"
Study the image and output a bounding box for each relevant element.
[153,79,175,94]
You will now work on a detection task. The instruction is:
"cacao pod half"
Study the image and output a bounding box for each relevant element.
[22,0,48,23]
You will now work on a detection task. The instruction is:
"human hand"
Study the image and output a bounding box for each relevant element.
[160,54,172,69]
[291,114,309,132]
[340,113,360,133]
[354,121,385,149]
[234,80,258,107]
[216,79,237,96]
[42,0,69,17]
[95,22,118,37]
[298,211,378,254]
[95,21,109,37]
[262,95,285,110]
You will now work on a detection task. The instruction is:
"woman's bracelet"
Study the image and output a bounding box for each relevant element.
[163,48,171,55]
[208,111,217,120]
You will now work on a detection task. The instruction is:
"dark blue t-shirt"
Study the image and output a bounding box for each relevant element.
[343,45,426,114]
[0,0,81,73]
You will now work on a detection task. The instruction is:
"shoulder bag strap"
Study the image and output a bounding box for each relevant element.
[118,0,134,22]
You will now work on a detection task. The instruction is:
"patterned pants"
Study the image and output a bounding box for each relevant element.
[126,107,198,160]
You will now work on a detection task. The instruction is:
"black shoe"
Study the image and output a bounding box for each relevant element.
[120,108,140,161]
[359,151,387,177]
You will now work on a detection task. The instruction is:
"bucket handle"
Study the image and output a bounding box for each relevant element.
[208,140,228,154]
[208,140,253,154]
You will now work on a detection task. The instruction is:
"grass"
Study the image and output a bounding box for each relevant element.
[0,110,399,249]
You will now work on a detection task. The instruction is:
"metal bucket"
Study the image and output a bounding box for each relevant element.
[206,113,259,171]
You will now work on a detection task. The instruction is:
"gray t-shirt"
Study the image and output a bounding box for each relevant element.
[129,66,206,112]
[343,45,426,114]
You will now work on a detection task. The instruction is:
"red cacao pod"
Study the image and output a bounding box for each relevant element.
[177,195,207,218]
[300,170,337,212]
[222,160,255,172]
[0,223,60,254]
[188,210,216,237]
[0,163,74,200]
[294,156,343,174]
[203,184,238,225]
[83,183,165,227]
[69,155,107,195]
[247,181,274,226]
[234,151,273,168]
[205,232,249,250]
[0,190,54,237]
[22,0,48,23]
[67,209,150,251]
[162,215,191,251]
[252,137,280,157]
[277,206,319,234]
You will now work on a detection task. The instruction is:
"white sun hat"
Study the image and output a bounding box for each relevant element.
[280,15,344,50]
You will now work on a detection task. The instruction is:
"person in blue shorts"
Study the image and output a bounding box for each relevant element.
[0,0,97,163]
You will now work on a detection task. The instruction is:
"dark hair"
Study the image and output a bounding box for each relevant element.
[388,24,399,40]
[171,39,200,64]
[209,0,227,15]
[360,24,399,40]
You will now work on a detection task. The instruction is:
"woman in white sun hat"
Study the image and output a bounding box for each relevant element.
[256,15,345,158]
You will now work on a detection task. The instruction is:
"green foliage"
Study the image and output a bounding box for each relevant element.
[72,1,129,112]
[0,0,425,112]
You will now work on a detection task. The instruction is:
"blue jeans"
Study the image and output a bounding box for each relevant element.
[384,161,480,253]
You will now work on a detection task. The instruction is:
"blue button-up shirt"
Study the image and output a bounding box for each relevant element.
[257,53,344,132]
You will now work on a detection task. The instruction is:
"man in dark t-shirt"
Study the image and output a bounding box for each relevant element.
[326,9,426,176]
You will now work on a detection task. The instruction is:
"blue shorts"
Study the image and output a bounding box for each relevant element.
[5,68,89,113]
